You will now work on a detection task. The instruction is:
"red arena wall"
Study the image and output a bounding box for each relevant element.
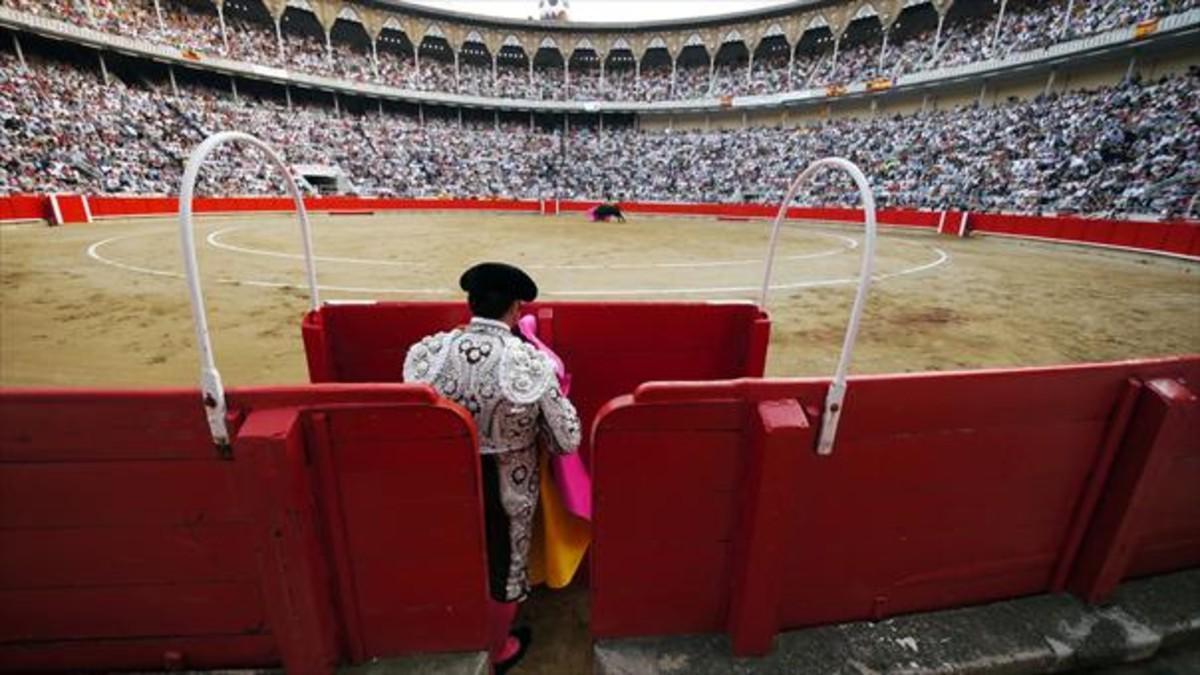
[0,194,1197,259]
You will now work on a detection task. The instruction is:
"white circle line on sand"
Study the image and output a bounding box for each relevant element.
[204,224,859,270]
[546,247,950,296]
[206,227,420,266]
[86,225,949,297]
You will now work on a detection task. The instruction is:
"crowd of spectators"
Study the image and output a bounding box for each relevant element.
[4,0,1195,101]
[2,50,1196,218]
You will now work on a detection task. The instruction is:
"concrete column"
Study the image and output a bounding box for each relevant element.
[454,51,460,88]
[168,64,178,96]
[747,50,754,83]
[285,85,293,110]
[492,54,498,87]
[787,44,794,89]
[978,81,987,106]
[494,111,500,131]
[930,12,945,65]
[991,0,1009,53]
[371,40,379,78]
[1124,55,1137,82]
[878,30,889,72]
[670,57,677,95]
[98,53,110,86]
[830,35,840,77]
[458,107,463,128]
[1045,68,1057,95]
[600,57,606,88]
[564,56,570,92]
[231,76,239,102]
[529,110,535,131]
[528,57,534,92]
[378,99,383,115]
[419,103,424,125]
[152,0,164,31]
[333,91,339,114]
[707,53,715,94]
[274,17,283,56]
[217,3,229,54]
[324,31,332,61]
[1060,0,1075,38]
[12,33,26,69]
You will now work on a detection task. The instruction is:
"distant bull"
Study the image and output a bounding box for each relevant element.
[588,203,626,223]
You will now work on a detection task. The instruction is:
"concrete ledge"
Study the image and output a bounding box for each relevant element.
[338,651,489,675]
[594,569,1200,675]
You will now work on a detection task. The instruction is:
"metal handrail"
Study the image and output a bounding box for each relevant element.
[178,131,320,455]
[759,157,877,456]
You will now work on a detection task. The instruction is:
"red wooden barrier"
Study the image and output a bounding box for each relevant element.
[0,385,488,673]
[0,390,275,671]
[3,194,1195,257]
[1068,377,1200,602]
[304,403,489,659]
[969,213,1200,258]
[0,195,49,221]
[47,194,91,224]
[588,356,1200,654]
[301,301,770,461]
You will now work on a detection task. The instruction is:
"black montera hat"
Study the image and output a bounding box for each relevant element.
[459,262,538,301]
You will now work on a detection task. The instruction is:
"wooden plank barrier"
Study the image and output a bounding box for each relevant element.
[588,357,1200,655]
[0,385,488,673]
[3,194,1196,257]
[301,302,771,461]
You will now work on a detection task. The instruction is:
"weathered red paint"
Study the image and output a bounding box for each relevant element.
[589,357,1200,654]
[2,299,1198,669]
[4,194,1194,258]
[301,301,771,462]
[0,385,488,673]
[1068,377,1200,602]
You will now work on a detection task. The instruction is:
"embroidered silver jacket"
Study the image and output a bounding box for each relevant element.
[403,317,582,455]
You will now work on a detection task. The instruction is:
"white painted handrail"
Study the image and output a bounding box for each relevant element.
[759,157,877,456]
[178,131,320,455]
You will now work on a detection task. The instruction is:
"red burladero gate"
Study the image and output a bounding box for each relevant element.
[2,304,1197,672]
[302,301,1200,657]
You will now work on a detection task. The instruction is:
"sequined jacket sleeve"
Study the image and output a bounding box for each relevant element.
[538,382,581,454]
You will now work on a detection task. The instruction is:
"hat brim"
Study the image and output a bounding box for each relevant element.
[459,262,538,301]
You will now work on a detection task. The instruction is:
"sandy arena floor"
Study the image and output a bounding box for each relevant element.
[1,210,1198,674]
[0,210,1197,388]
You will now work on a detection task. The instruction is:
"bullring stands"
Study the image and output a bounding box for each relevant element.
[3,0,1196,101]
[2,49,1199,218]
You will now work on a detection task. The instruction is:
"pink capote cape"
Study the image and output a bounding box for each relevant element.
[518,315,592,589]
[516,315,590,520]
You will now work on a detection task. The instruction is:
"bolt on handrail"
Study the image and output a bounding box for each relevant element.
[178,131,320,455]
[759,157,878,456]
